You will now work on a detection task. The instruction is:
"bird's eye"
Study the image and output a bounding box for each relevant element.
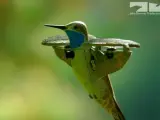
[74,25,78,29]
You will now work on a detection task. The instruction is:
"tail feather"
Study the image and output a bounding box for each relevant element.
[98,75,125,120]
[111,98,125,120]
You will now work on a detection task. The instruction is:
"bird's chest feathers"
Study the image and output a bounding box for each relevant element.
[65,30,85,48]
[71,50,89,73]
[71,49,93,91]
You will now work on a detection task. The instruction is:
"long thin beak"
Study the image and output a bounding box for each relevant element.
[44,24,67,30]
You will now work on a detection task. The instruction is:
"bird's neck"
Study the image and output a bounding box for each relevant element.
[65,30,88,49]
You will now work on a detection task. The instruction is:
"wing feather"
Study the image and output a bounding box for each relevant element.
[87,38,140,48]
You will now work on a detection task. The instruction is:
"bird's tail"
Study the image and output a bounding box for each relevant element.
[110,98,125,120]
[98,75,125,120]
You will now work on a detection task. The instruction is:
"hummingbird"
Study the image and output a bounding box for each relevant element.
[42,21,140,120]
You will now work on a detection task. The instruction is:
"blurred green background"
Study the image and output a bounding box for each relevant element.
[0,0,160,120]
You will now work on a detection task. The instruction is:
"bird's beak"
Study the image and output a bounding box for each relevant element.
[44,24,67,30]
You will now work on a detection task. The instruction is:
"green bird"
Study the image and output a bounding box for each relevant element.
[42,21,140,120]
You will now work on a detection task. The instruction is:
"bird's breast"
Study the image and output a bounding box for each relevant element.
[71,49,112,102]
[71,49,93,92]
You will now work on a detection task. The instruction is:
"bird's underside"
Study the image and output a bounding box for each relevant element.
[44,34,135,120]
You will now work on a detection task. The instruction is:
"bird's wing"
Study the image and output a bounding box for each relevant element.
[85,38,140,48]
[53,46,72,67]
[90,45,132,74]
[42,35,69,46]
[42,34,96,47]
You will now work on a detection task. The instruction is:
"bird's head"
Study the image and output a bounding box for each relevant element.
[44,21,88,48]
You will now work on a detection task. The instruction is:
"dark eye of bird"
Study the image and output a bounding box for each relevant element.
[74,25,78,29]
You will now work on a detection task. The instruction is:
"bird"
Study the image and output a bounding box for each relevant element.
[42,21,140,120]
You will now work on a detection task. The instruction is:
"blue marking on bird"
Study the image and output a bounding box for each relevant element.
[65,30,85,48]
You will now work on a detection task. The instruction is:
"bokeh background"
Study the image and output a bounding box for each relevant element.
[0,0,160,120]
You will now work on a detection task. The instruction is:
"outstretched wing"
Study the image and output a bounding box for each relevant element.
[86,38,140,48]
[90,45,132,74]
[42,35,69,46]
[88,38,140,74]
